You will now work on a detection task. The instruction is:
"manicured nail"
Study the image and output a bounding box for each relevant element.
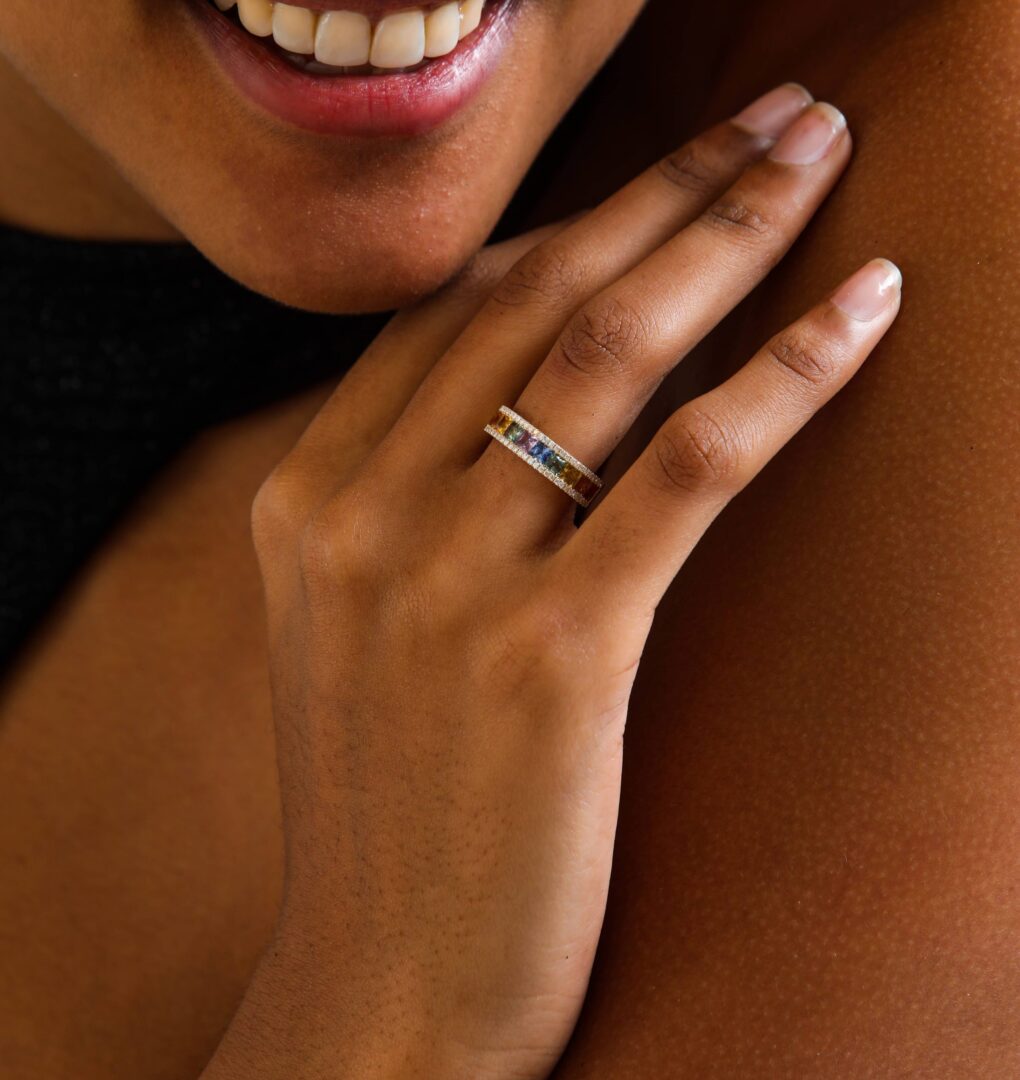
[768,102,847,164]
[831,258,903,321]
[732,82,814,139]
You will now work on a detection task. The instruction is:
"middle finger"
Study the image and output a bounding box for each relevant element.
[388,82,814,459]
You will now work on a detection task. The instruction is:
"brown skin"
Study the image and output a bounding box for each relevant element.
[558,3,1020,1076]
[0,0,1018,1078]
[0,0,642,311]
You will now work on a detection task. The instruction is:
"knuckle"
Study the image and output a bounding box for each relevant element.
[296,509,345,594]
[551,295,650,382]
[702,197,775,243]
[490,241,585,310]
[251,464,307,556]
[657,143,723,199]
[764,330,841,388]
[442,250,503,302]
[653,408,743,495]
[480,590,583,682]
[295,488,376,593]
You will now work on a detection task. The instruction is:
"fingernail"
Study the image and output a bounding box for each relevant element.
[830,258,903,321]
[768,102,847,164]
[732,82,814,139]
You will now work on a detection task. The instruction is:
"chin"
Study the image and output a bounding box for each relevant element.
[176,133,513,313]
[241,250,476,316]
[215,212,491,314]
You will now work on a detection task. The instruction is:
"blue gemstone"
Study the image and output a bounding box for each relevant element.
[529,442,554,464]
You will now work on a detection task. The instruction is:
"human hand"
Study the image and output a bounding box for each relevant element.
[212,83,902,1080]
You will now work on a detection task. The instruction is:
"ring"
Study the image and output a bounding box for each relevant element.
[484,406,603,508]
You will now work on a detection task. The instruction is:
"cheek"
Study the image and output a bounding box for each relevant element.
[0,2,156,97]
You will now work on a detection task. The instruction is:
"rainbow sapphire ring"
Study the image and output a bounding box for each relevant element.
[484,406,603,508]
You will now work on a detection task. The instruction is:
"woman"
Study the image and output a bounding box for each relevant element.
[0,0,1016,1076]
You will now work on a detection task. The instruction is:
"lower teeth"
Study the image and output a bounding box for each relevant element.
[280,51,429,77]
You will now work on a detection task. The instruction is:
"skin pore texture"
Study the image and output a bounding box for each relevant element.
[0,0,1018,1077]
[0,0,642,312]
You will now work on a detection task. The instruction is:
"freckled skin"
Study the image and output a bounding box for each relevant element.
[0,0,642,311]
[0,0,1018,1077]
[550,2,1020,1076]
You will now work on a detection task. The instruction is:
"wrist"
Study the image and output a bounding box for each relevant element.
[203,904,504,1080]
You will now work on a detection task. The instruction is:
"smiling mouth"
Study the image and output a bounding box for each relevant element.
[210,0,489,75]
[190,0,513,136]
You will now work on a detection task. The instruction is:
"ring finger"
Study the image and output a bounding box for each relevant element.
[472,100,852,525]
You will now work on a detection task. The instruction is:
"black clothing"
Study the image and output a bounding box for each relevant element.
[0,223,387,665]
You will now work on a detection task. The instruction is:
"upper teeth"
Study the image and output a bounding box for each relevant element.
[215,0,486,69]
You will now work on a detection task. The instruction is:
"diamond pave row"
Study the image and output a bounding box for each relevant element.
[484,406,603,508]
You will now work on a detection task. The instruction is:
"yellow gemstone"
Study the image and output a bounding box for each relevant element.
[560,463,582,488]
[490,411,514,435]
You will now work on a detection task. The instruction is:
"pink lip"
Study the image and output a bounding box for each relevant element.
[185,0,516,138]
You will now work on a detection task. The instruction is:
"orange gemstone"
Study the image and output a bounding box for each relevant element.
[490,411,514,435]
[559,463,582,488]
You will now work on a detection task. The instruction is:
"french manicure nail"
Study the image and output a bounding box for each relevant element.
[732,82,814,140]
[831,258,903,321]
[768,102,847,164]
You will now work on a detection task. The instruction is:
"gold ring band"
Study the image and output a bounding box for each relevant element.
[484,406,603,508]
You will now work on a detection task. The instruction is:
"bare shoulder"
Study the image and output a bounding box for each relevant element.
[552,3,1020,1078]
[735,0,1020,516]
[754,0,1018,350]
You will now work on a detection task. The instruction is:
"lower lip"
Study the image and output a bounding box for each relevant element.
[185,0,515,138]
